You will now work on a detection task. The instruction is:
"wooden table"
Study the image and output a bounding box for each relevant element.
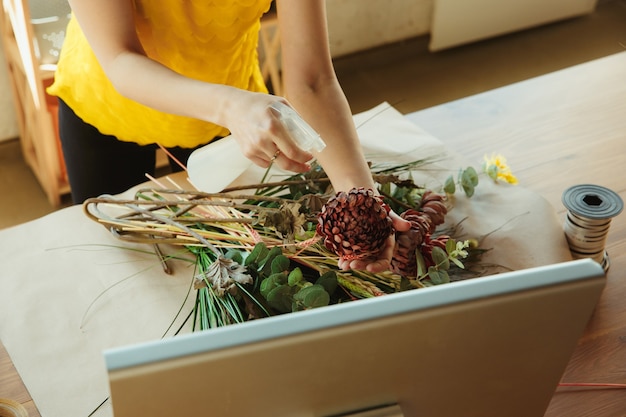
[2,52,625,417]
[408,51,626,416]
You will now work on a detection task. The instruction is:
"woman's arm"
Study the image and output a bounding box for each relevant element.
[67,0,312,171]
[276,0,410,272]
[276,0,374,192]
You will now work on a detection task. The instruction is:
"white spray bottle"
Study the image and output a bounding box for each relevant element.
[187,102,326,193]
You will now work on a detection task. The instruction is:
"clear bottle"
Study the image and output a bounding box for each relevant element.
[187,103,326,193]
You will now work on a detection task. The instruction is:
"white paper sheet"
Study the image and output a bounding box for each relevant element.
[0,103,572,417]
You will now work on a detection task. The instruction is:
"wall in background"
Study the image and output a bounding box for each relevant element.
[326,0,432,57]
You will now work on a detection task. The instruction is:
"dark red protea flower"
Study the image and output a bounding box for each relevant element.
[390,191,449,278]
[316,188,393,260]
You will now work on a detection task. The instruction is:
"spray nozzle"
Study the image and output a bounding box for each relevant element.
[269,102,326,153]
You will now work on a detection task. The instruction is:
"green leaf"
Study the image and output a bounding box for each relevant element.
[460,167,478,197]
[260,272,287,297]
[315,271,338,294]
[431,246,450,270]
[245,242,268,267]
[443,175,456,194]
[294,285,330,309]
[485,164,499,181]
[428,267,450,285]
[415,249,427,278]
[463,166,479,186]
[462,182,475,198]
[316,274,336,294]
[259,246,283,275]
[266,285,294,313]
[225,248,243,264]
[271,255,291,274]
[445,238,456,255]
[428,267,444,284]
[450,257,465,269]
[288,267,303,286]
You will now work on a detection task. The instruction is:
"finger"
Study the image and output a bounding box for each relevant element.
[337,258,351,270]
[268,114,315,164]
[390,211,411,231]
[272,152,312,173]
[365,259,391,273]
[365,234,396,272]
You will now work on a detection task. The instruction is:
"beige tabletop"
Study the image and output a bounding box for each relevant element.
[408,51,626,417]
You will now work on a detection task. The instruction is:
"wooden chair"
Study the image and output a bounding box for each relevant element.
[1,0,69,206]
[259,10,283,96]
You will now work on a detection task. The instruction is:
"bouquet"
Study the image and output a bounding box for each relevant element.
[83,154,517,332]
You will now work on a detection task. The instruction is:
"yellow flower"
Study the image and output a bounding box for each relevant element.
[483,153,518,185]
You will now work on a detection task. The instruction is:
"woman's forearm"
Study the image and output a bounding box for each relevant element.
[286,78,375,192]
[104,52,240,126]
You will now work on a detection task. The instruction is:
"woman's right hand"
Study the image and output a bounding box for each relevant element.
[222,91,315,174]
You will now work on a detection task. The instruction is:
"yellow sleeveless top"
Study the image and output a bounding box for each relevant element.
[48,0,272,148]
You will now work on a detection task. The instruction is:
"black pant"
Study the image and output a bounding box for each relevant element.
[58,99,202,204]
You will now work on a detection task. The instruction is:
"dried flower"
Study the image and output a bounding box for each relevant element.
[316,188,393,260]
[195,255,253,296]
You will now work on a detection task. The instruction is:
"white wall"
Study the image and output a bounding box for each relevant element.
[0,40,19,142]
[326,0,433,57]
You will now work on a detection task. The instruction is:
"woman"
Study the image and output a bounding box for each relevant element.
[48,0,409,271]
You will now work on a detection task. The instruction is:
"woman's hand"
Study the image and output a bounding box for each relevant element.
[223,91,315,174]
[337,211,411,273]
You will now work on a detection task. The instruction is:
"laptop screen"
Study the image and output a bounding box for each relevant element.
[104,259,605,417]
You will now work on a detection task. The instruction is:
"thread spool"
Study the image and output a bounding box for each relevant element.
[0,398,29,417]
[562,184,623,272]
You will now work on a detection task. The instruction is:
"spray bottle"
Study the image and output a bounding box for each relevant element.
[187,102,326,193]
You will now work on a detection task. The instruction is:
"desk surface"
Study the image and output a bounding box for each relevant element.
[2,52,625,417]
[409,51,626,416]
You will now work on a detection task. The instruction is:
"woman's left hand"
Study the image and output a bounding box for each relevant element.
[337,211,411,273]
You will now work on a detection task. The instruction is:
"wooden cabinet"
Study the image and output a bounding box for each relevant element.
[1,0,69,206]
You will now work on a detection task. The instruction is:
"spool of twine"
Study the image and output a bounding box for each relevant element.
[562,184,624,272]
[0,399,29,417]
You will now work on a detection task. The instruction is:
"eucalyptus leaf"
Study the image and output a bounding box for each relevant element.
[462,182,475,198]
[451,257,465,269]
[415,249,427,278]
[486,164,499,181]
[428,267,445,285]
[271,255,291,274]
[267,285,294,313]
[463,166,479,186]
[294,285,330,309]
[260,272,287,298]
[260,277,277,298]
[259,246,283,275]
[431,246,450,270]
[245,242,268,267]
[288,267,303,286]
[443,175,456,194]
[315,271,338,294]
[460,167,478,197]
[445,238,456,255]
[225,248,243,264]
